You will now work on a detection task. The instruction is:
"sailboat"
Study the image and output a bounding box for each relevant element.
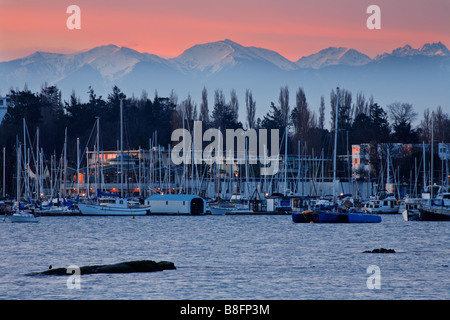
[78,100,151,216]
[292,87,381,223]
[405,185,450,221]
[7,135,40,223]
[78,196,150,216]
[8,210,40,223]
[363,149,399,214]
[403,120,450,221]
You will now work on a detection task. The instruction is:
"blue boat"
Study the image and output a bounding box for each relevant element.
[292,208,382,223]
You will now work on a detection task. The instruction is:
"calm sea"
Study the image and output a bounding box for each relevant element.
[0,214,448,300]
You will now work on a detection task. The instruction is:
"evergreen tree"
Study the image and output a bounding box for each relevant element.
[245,89,256,129]
[211,89,241,132]
[351,102,390,144]
[261,102,284,130]
[0,89,42,149]
[278,86,290,128]
[199,87,210,126]
[318,96,325,130]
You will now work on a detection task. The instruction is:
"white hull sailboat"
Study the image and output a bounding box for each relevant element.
[208,203,252,215]
[77,100,151,216]
[78,199,150,216]
[7,211,40,223]
[7,134,40,223]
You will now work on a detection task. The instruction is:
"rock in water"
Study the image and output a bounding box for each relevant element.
[30,260,176,276]
[363,248,395,253]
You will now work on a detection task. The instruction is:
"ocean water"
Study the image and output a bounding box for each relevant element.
[0,214,448,300]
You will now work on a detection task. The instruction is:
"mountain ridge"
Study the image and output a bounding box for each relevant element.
[296,47,373,69]
[4,39,448,67]
[1,39,448,126]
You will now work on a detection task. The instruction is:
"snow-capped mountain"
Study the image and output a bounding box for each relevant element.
[0,40,448,125]
[3,44,169,85]
[170,39,297,74]
[296,47,372,69]
[420,41,450,56]
[376,42,450,60]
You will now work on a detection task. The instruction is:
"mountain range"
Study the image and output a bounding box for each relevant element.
[1,39,449,125]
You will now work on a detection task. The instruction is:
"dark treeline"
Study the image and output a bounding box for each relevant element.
[1,84,449,195]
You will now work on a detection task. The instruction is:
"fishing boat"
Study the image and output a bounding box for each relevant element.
[400,187,432,221]
[401,197,422,221]
[364,193,399,214]
[292,87,381,224]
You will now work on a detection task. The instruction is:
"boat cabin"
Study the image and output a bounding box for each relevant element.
[145,194,206,215]
[266,195,292,212]
[364,193,398,213]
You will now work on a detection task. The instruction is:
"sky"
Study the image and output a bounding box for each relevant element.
[0,0,449,61]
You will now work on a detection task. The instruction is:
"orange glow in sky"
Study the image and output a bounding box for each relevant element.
[0,0,449,61]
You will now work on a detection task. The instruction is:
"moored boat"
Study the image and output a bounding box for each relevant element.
[363,193,399,214]
[7,210,40,223]
[292,207,381,223]
[292,88,381,224]
[78,197,150,216]
[207,200,252,215]
[402,185,450,221]
[417,204,450,221]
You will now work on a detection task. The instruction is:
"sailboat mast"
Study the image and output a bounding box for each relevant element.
[63,127,67,198]
[423,141,426,190]
[2,147,5,198]
[431,111,434,199]
[16,138,21,204]
[77,137,80,196]
[387,147,390,189]
[36,127,39,200]
[284,126,288,195]
[96,117,100,196]
[333,87,339,202]
[120,99,124,198]
[23,118,28,199]
[182,101,186,194]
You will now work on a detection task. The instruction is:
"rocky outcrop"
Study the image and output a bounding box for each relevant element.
[363,248,395,253]
[30,260,175,276]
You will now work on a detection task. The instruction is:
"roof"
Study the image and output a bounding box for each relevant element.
[145,194,203,201]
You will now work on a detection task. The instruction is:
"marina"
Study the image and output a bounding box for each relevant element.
[0,80,448,303]
[1,0,449,305]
